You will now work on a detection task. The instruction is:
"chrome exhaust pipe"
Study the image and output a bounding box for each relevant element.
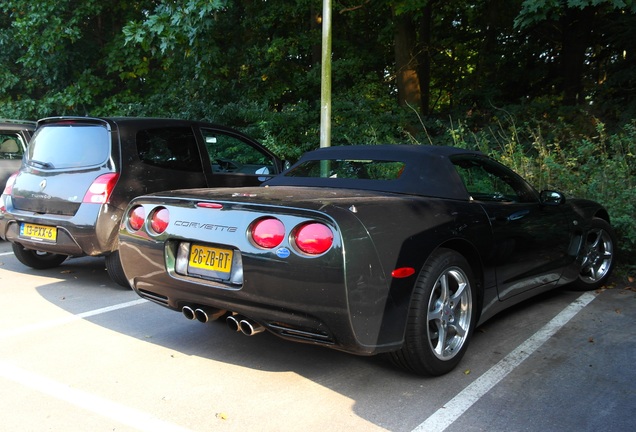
[182,306,196,320]
[239,319,265,336]
[194,307,226,323]
[226,314,241,332]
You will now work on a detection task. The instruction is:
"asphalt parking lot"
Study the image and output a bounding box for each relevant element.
[1,239,634,432]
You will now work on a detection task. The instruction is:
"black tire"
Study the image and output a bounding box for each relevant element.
[389,248,477,376]
[570,217,616,291]
[11,243,68,269]
[105,250,131,288]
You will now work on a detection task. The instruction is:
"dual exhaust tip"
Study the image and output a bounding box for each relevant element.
[182,305,265,336]
[226,314,265,336]
[182,305,225,323]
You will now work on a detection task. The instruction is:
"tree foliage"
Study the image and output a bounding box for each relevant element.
[2,0,634,125]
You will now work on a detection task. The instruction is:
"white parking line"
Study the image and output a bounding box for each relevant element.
[0,251,14,256]
[0,360,194,432]
[0,299,147,340]
[413,291,596,432]
[0,297,191,431]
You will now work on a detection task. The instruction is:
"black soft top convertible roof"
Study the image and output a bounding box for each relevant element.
[266,144,482,200]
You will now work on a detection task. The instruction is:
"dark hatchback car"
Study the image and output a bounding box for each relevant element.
[0,119,35,190]
[0,116,282,286]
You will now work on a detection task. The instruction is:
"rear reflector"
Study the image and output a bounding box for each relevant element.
[391,267,416,278]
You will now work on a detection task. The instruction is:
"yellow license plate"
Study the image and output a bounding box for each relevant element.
[20,223,57,242]
[188,244,233,273]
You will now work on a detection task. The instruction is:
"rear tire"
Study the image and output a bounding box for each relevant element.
[105,250,130,288]
[11,243,68,269]
[389,248,477,376]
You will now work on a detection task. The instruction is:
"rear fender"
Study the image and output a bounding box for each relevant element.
[363,206,491,351]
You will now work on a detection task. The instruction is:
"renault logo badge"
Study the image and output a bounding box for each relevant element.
[39,179,47,191]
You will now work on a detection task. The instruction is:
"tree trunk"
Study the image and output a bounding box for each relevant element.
[416,4,432,115]
[393,3,433,117]
[560,6,595,105]
[393,9,423,114]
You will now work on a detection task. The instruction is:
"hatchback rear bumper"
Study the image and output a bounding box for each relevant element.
[0,197,121,256]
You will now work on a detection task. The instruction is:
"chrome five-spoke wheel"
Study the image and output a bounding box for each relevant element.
[572,217,616,291]
[427,267,473,361]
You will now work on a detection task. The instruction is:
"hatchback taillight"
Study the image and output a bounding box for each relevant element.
[250,217,285,249]
[2,172,18,195]
[150,207,169,234]
[83,173,119,204]
[127,205,145,231]
[293,223,334,255]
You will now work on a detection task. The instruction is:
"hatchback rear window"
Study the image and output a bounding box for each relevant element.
[28,124,110,169]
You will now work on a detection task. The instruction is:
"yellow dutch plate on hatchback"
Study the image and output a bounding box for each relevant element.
[20,222,57,242]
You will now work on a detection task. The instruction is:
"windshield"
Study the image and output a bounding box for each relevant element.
[285,159,405,181]
[28,123,110,169]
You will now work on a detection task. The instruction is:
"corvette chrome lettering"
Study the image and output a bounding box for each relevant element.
[174,220,238,232]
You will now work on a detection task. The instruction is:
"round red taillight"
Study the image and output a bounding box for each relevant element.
[127,205,145,231]
[150,207,169,234]
[251,217,285,249]
[294,222,333,255]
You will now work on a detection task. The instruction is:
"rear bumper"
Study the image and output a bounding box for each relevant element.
[119,235,401,356]
[0,196,121,256]
[134,278,342,349]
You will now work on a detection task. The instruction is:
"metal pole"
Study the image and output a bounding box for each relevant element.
[320,0,332,149]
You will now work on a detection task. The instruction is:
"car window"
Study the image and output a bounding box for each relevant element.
[452,156,536,203]
[0,133,25,160]
[201,128,275,175]
[285,159,405,180]
[137,127,203,172]
[28,124,110,169]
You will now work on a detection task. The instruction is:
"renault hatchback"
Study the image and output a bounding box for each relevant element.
[0,116,282,286]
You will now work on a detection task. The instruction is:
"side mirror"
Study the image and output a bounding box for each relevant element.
[282,160,292,171]
[540,190,565,206]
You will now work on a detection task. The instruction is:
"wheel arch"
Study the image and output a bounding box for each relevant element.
[435,239,485,322]
[593,208,610,224]
[375,237,485,354]
[387,242,484,375]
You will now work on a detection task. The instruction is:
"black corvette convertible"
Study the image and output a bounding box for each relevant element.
[118,145,616,376]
